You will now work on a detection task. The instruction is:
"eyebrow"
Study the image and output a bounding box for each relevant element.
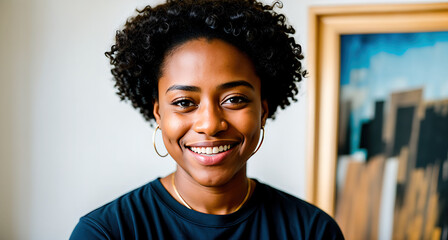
[217,80,254,91]
[166,80,254,93]
[166,85,200,93]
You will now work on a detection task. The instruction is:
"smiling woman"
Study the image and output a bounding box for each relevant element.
[70,0,344,239]
[155,39,266,195]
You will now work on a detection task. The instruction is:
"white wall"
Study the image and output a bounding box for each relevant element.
[0,0,444,239]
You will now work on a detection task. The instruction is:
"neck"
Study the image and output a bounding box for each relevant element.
[163,168,253,215]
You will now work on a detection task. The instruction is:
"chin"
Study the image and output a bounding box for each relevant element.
[192,172,231,187]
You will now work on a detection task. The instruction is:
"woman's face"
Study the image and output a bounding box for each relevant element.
[154,38,268,187]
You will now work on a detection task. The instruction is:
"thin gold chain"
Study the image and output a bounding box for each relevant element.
[233,178,251,212]
[172,174,192,209]
[171,174,252,213]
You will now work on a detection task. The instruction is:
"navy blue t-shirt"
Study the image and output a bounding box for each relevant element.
[70,179,344,239]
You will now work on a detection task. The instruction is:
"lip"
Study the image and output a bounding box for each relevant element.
[185,140,238,166]
[187,147,235,166]
[185,139,239,147]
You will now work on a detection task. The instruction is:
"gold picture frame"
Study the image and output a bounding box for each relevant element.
[306,3,448,216]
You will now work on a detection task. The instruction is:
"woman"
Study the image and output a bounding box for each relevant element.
[71,0,344,239]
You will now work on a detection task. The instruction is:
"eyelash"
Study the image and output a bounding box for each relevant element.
[222,95,250,105]
[171,95,250,110]
[172,98,196,108]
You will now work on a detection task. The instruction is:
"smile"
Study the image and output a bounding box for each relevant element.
[189,145,232,155]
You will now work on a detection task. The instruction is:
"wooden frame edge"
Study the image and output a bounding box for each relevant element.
[306,2,448,216]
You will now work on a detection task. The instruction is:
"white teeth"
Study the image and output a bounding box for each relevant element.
[190,145,232,155]
[206,148,212,154]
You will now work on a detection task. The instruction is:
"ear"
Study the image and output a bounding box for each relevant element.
[261,100,269,126]
[153,100,161,127]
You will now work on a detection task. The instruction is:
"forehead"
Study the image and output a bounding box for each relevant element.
[158,38,260,91]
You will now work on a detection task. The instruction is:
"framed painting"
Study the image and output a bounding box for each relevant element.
[307,3,448,239]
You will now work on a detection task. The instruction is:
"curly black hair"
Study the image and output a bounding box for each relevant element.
[106,0,306,123]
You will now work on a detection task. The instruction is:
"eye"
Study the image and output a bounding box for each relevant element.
[222,96,250,105]
[172,99,196,108]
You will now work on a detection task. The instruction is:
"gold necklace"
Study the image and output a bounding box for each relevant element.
[171,174,252,212]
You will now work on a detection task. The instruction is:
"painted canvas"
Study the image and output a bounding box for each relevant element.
[335,31,448,240]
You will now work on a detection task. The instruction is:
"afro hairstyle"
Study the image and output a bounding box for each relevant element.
[105,0,306,123]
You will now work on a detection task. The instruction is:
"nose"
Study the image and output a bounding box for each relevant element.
[192,102,228,136]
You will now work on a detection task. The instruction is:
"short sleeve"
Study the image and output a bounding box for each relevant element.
[69,217,111,240]
[312,212,345,240]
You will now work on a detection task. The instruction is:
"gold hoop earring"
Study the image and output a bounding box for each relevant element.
[251,126,265,157]
[153,125,168,157]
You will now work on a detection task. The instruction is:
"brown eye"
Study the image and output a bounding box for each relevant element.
[223,96,249,104]
[172,99,195,108]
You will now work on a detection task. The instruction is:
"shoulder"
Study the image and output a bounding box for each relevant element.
[70,180,158,239]
[85,180,154,222]
[255,181,345,240]
[257,182,322,216]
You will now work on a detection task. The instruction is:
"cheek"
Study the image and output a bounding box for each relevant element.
[229,108,262,142]
[243,121,261,145]
[160,113,189,147]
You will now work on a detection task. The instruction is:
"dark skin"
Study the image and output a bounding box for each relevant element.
[154,38,268,215]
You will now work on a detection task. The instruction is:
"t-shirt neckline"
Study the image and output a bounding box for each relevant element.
[150,178,261,228]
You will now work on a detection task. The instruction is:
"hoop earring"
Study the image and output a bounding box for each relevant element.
[153,125,168,157]
[251,126,265,157]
